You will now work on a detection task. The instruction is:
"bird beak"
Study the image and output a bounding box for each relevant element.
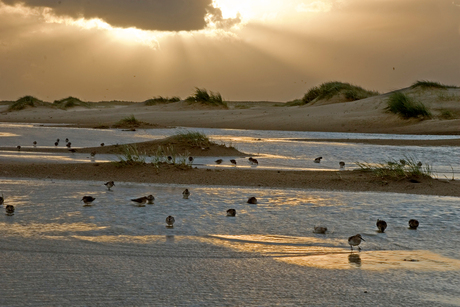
[361,238,366,241]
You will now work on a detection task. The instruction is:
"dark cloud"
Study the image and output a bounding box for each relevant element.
[1,0,228,31]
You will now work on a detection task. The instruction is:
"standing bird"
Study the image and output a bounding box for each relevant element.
[166,215,175,228]
[167,156,173,163]
[215,159,223,164]
[90,151,96,159]
[81,196,95,206]
[131,196,148,207]
[248,157,259,166]
[5,205,14,216]
[339,161,345,169]
[100,143,105,147]
[65,138,69,143]
[33,141,37,147]
[188,156,194,164]
[66,142,71,148]
[104,181,115,191]
[376,219,387,233]
[247,197,257,204]
[226,209,236,217]
[54,141,59,147]
[182,189,190,199]
[16,145,21,151]
[314,226,328,234]
[417,161,423,168]
[314,157,322,163]
[348,234,365,251]
[230,159,237,166]
[409,219,419,230]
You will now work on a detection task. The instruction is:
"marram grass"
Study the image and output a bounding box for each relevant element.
[385,92,431,119]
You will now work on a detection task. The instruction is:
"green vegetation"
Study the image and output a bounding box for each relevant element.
[437,92,460,102]
[439,109,456,120]
[115,145,146,166]
[385,92,431,119]
[8,95,50,111]
[53,96,92,109]
[172,131,213,148]
[186,88,227,107]
[283,99,304,106]
[115,144,192,170]
[356,156,432,180]
[411,80,458,90]
[144,96,181,105]
[112,115,142,128]
[301,81,379,104]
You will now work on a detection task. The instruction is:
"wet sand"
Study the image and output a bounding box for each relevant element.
[2,161,459,197]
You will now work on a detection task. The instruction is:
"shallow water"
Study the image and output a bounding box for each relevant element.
[1,178,459,306]
[1,123,459,178]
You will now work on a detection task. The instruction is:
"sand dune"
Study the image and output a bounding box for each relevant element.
[1,87,459,135]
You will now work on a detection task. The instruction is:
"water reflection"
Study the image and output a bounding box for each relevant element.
[207,234,460,271]
[1,178,459,272]
[348,253,362,267]
[1,124,459,177]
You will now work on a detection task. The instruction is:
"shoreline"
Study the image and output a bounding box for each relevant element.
[1,161,459,197]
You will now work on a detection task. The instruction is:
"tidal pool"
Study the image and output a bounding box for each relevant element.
[1,123,459,178]
[1,178,459,306]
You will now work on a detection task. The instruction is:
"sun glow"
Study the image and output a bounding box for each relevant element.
[213,0,285,22]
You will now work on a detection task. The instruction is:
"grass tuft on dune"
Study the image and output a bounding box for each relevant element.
[8,96,51,111]
[297,81,379,105]
[186,88,227,108]
[385,92,431,119]
[411,80,459,90]
[53,96,92,109]
[144,96,181,105]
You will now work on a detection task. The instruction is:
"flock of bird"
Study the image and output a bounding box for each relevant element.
[1,188,419,252]
[8,141,422,251]
[18,139,350,170]
[76,184,243,228]
[345,218,419,252]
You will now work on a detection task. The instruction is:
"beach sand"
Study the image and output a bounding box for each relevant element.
[1,87,460,196]
[1,89,460,306]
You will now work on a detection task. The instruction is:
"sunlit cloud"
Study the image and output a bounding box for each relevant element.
[296,1,333,13]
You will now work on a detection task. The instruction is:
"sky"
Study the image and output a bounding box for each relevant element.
[0,0,459,102]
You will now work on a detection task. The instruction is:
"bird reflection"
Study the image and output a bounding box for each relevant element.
[348,253,362,267]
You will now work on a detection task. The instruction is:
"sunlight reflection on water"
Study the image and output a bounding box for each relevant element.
[1,178,459,269]
[1,123,459,178]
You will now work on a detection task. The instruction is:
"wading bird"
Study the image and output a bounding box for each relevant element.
[409,219,419,229]
[348,234,365,251]
[166,215,175,228]
[247,197,257,204]
[182,189,190,199]
[226,209,236,216]
[104,181,115,190]
[5,205,14,216]
[314,226,327,234]
[376,219,387,233]
[81,196,95,206]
